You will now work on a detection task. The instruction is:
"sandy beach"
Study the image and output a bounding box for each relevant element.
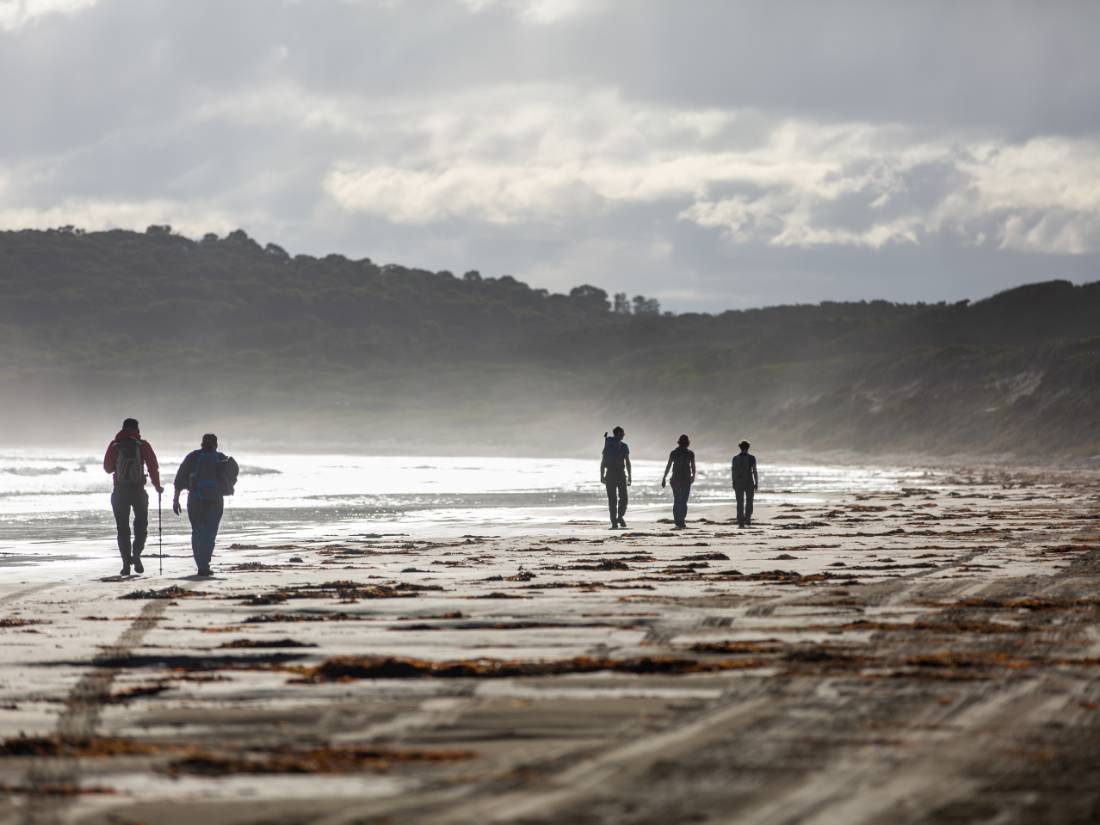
[2,465,1099,825]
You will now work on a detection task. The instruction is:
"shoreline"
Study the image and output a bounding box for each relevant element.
[1,468,1098,824]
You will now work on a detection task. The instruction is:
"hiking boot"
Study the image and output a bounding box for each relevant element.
[133,554,144,575]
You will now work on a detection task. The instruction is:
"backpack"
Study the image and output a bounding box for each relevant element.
[189,451,222,501]
[219,456,239,497]
[115,439,144,485]
[602,433,627,473]
[190,451,239,500]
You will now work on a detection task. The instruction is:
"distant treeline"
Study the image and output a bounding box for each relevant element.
[1,226,1098,458]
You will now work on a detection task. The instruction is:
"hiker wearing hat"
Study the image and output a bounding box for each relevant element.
[661,434,696,528]
[730,440,758,528]
[172,433,238,577]
[102,417,163,577]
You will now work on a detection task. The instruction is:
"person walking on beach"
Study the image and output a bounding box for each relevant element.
[662,434,696,528]
[601,426,632,529]
[731,440,758,528]
[103,418,163,577]
[172,433,237,576]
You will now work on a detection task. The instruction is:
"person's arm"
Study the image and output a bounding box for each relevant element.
[625,454,632,486]
[141,441,163,493]
[661,452,673,487]
[103,442,116,475]
[172,453,193,515]
[690,451,696,484]
[752,457,759,490]
[600,454,607,483]
[731,457,736,488]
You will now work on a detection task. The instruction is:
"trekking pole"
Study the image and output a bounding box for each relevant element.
[158,491,163,576]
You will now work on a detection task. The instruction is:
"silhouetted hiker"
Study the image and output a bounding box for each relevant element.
[172,434,238,576]
[103,418,163,577]
[730,440,758,528]
[662,434,696,528]
[600,426,632,529]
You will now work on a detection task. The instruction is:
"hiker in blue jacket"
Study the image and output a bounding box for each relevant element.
[172,433,235,576]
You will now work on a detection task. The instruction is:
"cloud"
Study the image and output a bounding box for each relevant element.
[0,198,243,236]
[0,0,96,31]
[458,0,603,24]
[0,0,1098,310]
[313,84,1100,255]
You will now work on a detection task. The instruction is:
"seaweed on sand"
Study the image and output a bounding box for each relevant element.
[568,559,631,571]
[244,612,368,623]
[0,782,116,796]
[239,580,430,606]
[0,618,47,628]
[0,735,165,757]
[218,638,319,649]
[298,654,768,682]
[689,640,786,654]
[162,745,474,777]
[119,585,205,600]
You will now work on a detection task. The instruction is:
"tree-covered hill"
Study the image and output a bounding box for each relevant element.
[2,226,1098,458]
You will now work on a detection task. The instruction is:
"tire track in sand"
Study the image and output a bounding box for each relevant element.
[16,594,174,825]
[0,583,59,608]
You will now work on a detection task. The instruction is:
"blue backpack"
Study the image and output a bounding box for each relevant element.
[190,451,222,501]
[602,433,626,469]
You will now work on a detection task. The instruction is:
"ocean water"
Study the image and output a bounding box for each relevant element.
[0,450,935,549]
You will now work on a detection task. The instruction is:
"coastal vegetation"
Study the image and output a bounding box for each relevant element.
[2,226,1097,456]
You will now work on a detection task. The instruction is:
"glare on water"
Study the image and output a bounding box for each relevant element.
[0,450,933,546]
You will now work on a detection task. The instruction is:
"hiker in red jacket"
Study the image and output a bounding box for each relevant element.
[103,418,163,577]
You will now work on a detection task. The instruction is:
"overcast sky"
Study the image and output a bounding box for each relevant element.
[2,0,1098,310]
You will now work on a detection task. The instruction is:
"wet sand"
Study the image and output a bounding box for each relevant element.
[2,467,1099,824]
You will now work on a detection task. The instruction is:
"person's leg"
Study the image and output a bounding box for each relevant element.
[617,479,628,525]
[132,489,149,558]
[744,486,755,525]
[111,488,133,565]
[194,501,219,572]
[204,500,224,567]
[605,482,618,526]
[681,482,692,524]
[734,486,746,526]
[187,499,204,571]
[671,482,685,525]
